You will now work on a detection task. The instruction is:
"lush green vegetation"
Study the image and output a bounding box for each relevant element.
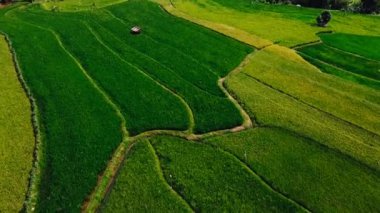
[159,0,380,47]
[299,43,380,80]
[299,52,380,90]
[204,128,380,212]
[298,33,380,89]
[102,140,192,212]
[0,35,35,212]
[241,45,380,134]
[320,33,380,61]
[14,9,190,135]
[0,0,251,211]
[1,0,379,211]
[13,0,251,134]
[226,55,380,171]
[40,0,126,11]
[0,19,123,211]
[150,136,304,212]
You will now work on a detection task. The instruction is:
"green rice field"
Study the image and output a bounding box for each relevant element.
[0,0,379,212]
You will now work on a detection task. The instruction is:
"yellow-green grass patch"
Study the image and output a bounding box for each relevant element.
[0,35,34,212]
[242,45,380,134]
[156,0,380,47]
[226,71,380,172]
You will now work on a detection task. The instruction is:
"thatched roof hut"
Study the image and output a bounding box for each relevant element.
[131,26,141,34]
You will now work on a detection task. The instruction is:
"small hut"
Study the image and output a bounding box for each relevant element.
[131,26,141,35]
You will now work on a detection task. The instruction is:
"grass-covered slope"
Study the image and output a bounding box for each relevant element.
[203,128,380,212]
[0,20,123,211]
[102,140,192,212]
[0,35,35,212]
[150,136,305,212]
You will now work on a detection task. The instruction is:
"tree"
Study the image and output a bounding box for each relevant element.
[361,0,379,13]
[316,11,332,27]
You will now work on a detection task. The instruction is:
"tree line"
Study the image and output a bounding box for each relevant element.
[263,0,379,13]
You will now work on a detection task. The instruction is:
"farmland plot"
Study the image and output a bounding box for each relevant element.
[204,128,380,212]
[102,140,192,212]
[157,0,380,47]
[298,33,380,89]
[150,136,305,212]
[241,45,380,135]
[13,0,251,134]
[1,0,380,212]
[226,71,380,172]
[0,0,251,211]
[0,20,123,212]
[0,35,34,212]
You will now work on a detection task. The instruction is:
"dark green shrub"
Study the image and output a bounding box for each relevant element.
[316,11,332,27]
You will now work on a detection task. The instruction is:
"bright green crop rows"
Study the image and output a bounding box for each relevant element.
[226,47,380,172]
[14,0,251,134]
[0,20,123,211]
[241,45,380,135]
[0,0,251,211]
[204,128,380,212]
[299,52,380,90]
[0,35,35,212]
[102,140,192,212]
[1,0,380,212]
[299,43,380,81]
[320,33,380,61]
[150,136,304,212]
[298,33,380,89]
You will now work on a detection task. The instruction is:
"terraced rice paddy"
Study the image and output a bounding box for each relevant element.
[298,33,380,89]
[0,0,379,212]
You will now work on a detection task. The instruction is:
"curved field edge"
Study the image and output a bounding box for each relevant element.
[108,135,307,212]
[91,43,380,212]
[0,34,35,212]
[158,0,380,47]
[0,17,126,212]
[203,128,380,212]
[83,51,254,212]
[101,140,193,212]
[295,33,380,90]
[226,70,380,172]
[18,1,252,134]
[1,0,378,211]
[1,1,254,211]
